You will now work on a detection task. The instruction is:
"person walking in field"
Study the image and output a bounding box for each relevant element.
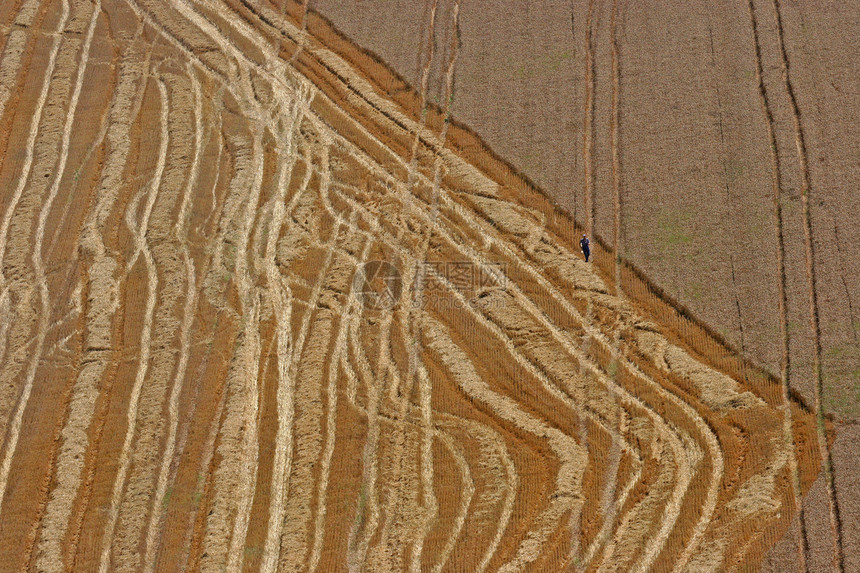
[580,233,590,262]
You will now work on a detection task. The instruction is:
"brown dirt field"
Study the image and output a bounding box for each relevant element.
[0,0,842,571]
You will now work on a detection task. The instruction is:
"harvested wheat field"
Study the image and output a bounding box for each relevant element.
[0,0,832,571]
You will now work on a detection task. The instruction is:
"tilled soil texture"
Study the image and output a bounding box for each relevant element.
[0,1,826,572]
[303,0,860,570]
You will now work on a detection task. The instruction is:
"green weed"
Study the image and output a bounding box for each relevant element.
[656,210,693,251]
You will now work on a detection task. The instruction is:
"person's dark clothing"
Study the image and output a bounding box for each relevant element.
[580,237,590,262]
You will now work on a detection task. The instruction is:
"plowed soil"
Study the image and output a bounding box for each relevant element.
[0,0,835,571]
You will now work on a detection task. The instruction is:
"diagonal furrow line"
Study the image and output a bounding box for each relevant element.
[173,0,309,101]
[828,219,858,343]
[205,0,499,203]
[122,0,232,85]
[191,0,280,71]
[335,185,651,568]
[97,75,169,573]
[769,1,844,569]
[286,0,309,63]
[331,184,640,472]
[142,0,496,239]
